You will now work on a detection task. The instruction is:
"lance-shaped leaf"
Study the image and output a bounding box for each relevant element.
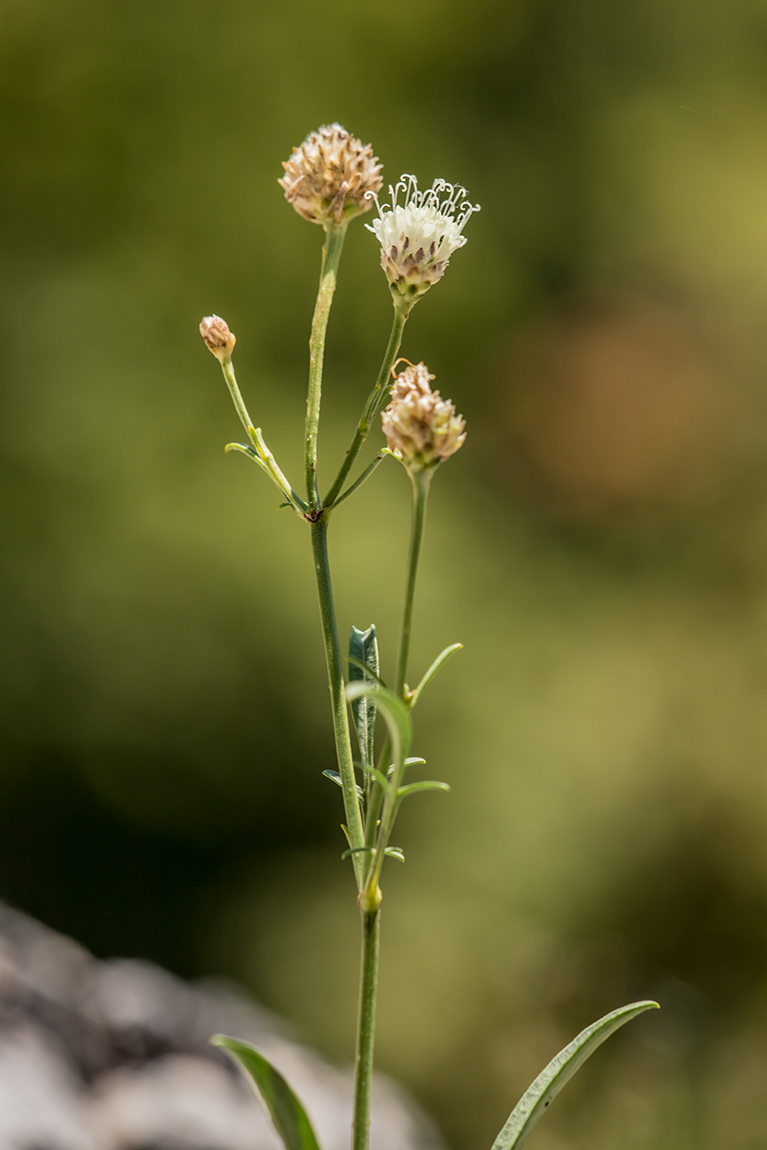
[349,625,379,766]
[408,643,463,709]
[211,1035,321,1150]
[345,682,412,775]
[490,1000,658,1150]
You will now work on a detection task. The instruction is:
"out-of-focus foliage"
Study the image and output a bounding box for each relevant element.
[4,0,767,1146]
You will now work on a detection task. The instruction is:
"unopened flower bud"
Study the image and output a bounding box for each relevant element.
[279,124,382,227]
[200,315,236,363]
[382,362,466,470]
[367,176,479,301]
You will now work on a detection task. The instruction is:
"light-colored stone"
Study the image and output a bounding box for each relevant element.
[0,904,443,1150]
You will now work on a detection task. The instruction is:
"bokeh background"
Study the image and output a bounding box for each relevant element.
[4,0,767,1146]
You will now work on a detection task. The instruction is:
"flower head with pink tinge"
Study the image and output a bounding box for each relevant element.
[382,361,466,471]
[279,124,382,228]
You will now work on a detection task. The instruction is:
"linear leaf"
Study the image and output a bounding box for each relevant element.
[409,643,463,708]
[348,626,379,766]
[345,682,412,764]
[347,655,386,689]
[211,1035,322,1150]
[355,761,392,795]
[491,1000,659,1150]
[323,769,363,798]
[397,780,451,799]
[225,442,270,473]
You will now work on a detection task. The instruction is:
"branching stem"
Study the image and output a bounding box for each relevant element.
[323,300,411,508]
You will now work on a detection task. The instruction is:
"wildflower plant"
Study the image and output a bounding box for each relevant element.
[200,125,657,1150]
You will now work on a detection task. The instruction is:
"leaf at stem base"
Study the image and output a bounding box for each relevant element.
[490,1000,659,1150]
[211,1035,322,1150]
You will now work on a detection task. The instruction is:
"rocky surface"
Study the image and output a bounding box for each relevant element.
[0,904,442,1150]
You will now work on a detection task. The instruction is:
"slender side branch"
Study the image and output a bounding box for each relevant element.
[305,224,348,508]
[396,469,433,698]
[332,454,385,509]
[310,517,365,883]
[352,907,380,1150]
[323,301,411,508]
[221,360,305,512]
[221,357,256,439]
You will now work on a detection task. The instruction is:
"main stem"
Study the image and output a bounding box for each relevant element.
[352,907,380,1150]
[323,301,410,508]
[310,517,365,880]
[305,224,347,508]
[396,469,432,697]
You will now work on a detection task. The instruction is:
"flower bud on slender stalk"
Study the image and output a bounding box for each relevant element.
[367,176,479,301]
[199,315,236,363]
[279,124,382,228]
[382,361,467,472]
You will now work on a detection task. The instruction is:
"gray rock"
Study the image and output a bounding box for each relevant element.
[0,905,443,1150]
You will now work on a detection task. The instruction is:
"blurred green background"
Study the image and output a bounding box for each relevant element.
[5,0,767,1145]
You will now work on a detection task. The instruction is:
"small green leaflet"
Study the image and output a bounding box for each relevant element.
[322,769,363,799]
[211,1036,322,1150]
[409,643,463,709]
[348,625,379,767]
[490,1000,659,1150]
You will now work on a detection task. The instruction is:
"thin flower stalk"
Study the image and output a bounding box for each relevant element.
[322,298,411,508]
[305,222,347,508]
[396,469,433,698]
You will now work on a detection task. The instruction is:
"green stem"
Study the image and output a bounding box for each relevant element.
[305,224,348,508]
[352,906,380,1150]
[221,357,256,438]
[323,301,411,508]
[395,469,433,698]
[362,734,389,882]
[221,359,306,512]
[310,516,365,883]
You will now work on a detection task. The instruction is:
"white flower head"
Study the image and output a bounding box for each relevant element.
[366,175,480,301]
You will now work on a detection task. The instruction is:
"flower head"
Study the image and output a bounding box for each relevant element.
[200,315,236,363]
[367,176,480,301]
[382,361,466,470]
[279,124,382,227]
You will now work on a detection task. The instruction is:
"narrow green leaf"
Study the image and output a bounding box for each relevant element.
[345,682,412,764]
[211,1035,322,1150]
[348,626,379,767]
[409,643,463,709]
[342,846,375,859]
[347,655,386,689]
[491,1000,659,1150]
[323,769,362,798]
[397,780,451,799]
[354,761,392,795]
[384,847,405,862]
[225,442,270,473]
[404,757,427,767]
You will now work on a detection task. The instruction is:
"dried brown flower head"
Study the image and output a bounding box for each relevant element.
[382,361,466,470]
[200,315,236,363]
[279,124,382,227]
